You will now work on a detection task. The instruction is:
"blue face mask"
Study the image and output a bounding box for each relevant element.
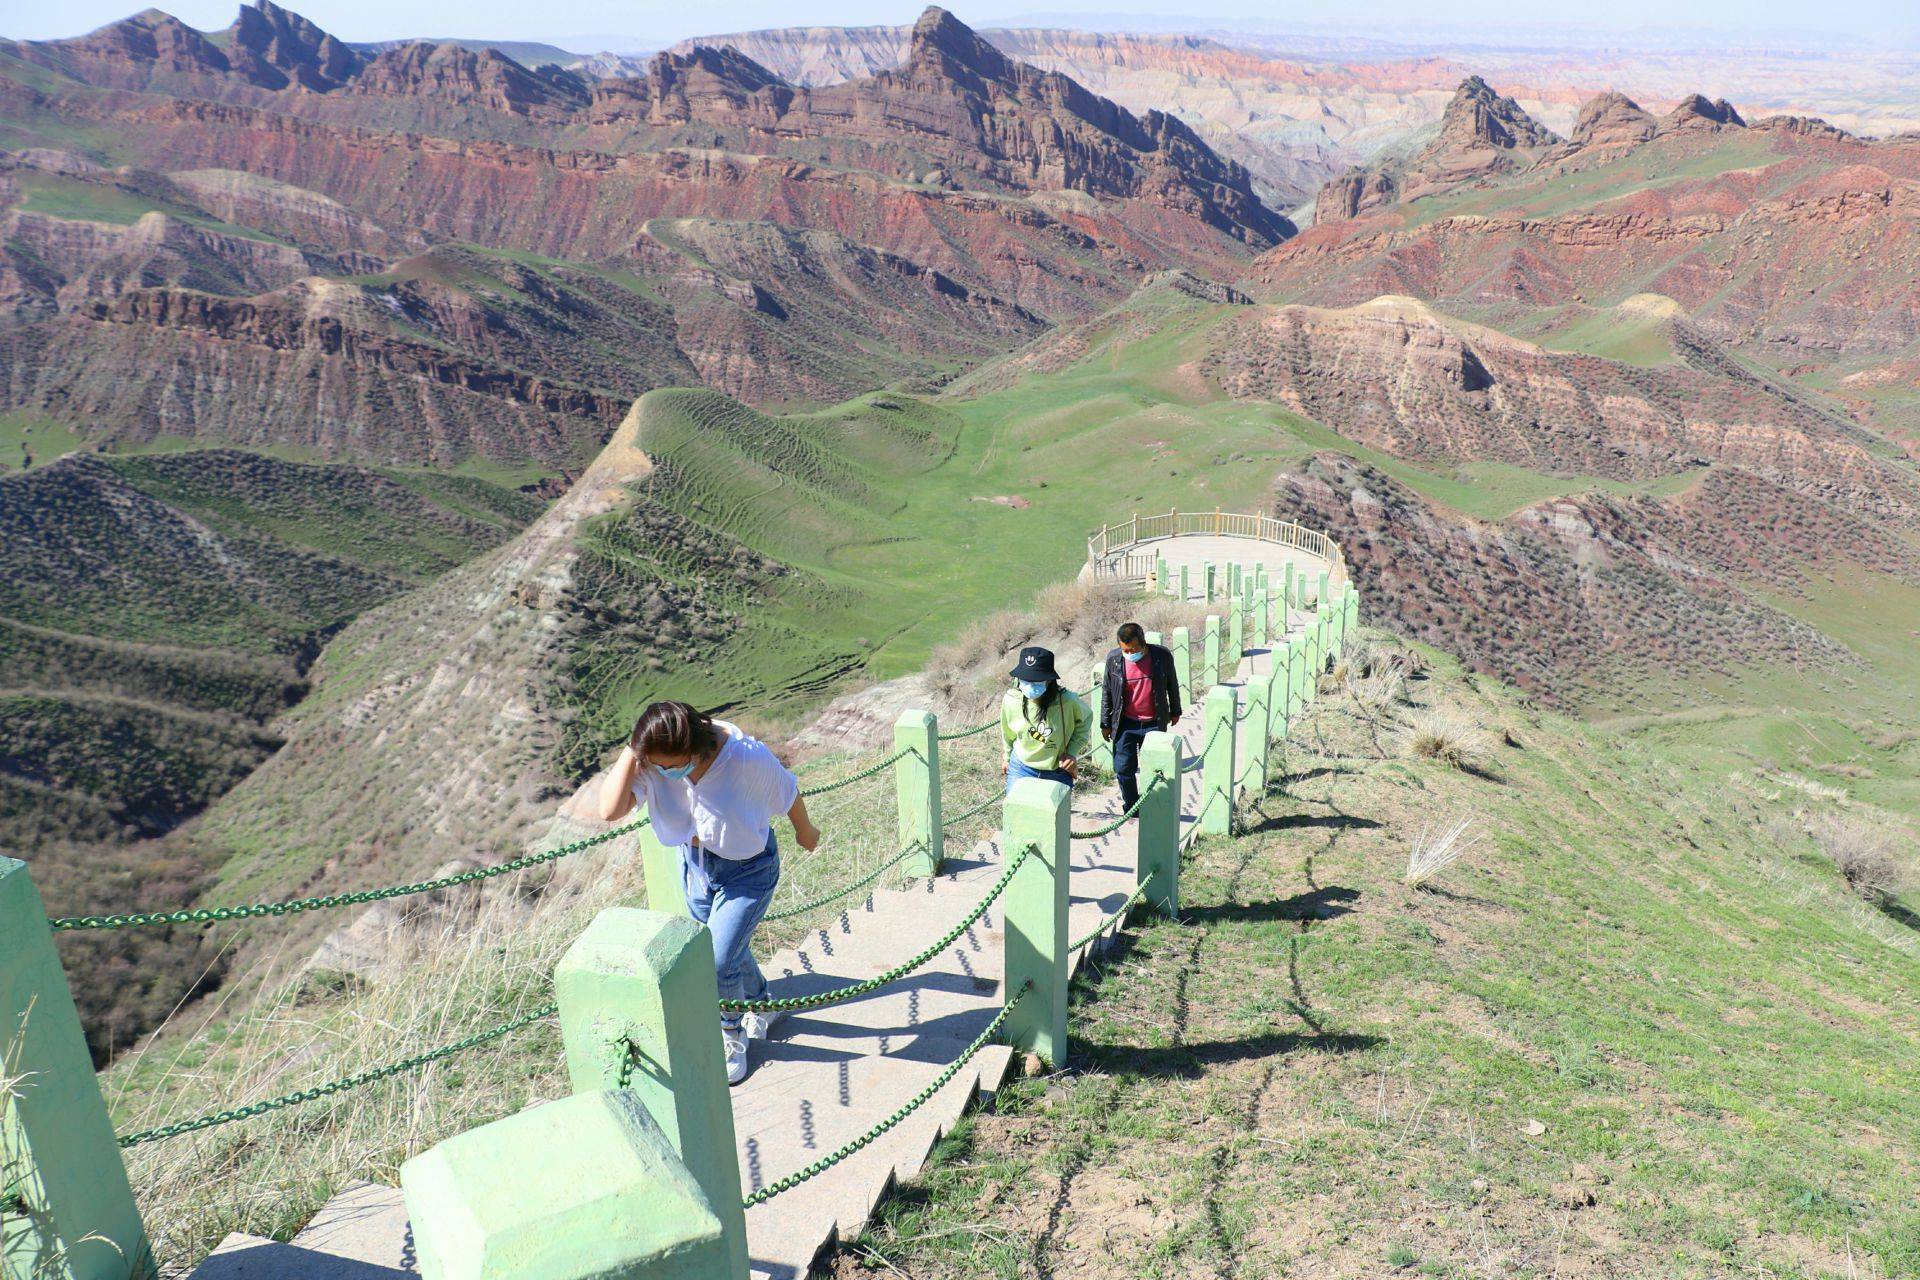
[655,761,695,780]
[1019,680,1048,699]
[1122,649,1145,664]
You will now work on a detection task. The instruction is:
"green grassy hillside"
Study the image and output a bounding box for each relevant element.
[841,637,1920,1279]
[0,449,544,1059]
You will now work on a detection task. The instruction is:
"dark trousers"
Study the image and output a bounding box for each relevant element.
[1113,717,1163,810]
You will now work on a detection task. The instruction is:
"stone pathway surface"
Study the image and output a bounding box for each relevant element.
[189,537,1324,1280]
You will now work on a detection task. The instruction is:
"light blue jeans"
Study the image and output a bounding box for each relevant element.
[681,832,779,1031]
[1006,757,1075,793]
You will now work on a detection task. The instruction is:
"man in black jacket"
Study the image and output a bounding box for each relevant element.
[1101,621,1183,811]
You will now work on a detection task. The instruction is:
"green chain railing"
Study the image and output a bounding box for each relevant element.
[739,982,1030,1209]
[937,719,996,741]
[763,841,924,922]
[1072,885,1147,952]
[1069,772,1168,840]
[116,1001,559,1148]
[719,845,1031,1015]
[941,791,1001,829]
[799,746,913,797]
[51,819,651,933]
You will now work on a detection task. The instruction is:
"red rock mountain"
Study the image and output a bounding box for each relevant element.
[0,4,1288,458]
[1317,76,1559,224]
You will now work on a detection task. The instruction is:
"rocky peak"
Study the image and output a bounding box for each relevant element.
[903,5,1018,91]
[225,0,360,91]
[72,9,230,75]
[1663,93,1746,131]
[351,41,584,114]
[1433,75,1559,152]
[642,45,792,124]
[1570,90,1658,148]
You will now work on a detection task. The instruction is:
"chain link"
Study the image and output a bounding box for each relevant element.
[1069,772,1168,840]
[52,820,651,932]
[941,792,1001,829]
[937,719,995,741]
[799,746,913,797]
[720,845,1031,1014]
[763,842,924,921]
[740,982,1030,1209]
[116,1002,559,1148]
[1071,885,1148,951]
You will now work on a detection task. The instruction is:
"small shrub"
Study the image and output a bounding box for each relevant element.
[1402,706,1488,771]
[1810,814,1915,903]
[1405,817,1479,889]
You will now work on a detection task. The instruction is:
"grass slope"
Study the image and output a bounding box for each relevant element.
[837,639,1920,1280]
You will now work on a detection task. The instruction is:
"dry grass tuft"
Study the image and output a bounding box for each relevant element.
[1401,705,1489,771]
[1809,814,1915,904]
[1405,817,1480,889]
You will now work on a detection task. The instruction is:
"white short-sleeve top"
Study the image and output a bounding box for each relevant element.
[630,720,799,860]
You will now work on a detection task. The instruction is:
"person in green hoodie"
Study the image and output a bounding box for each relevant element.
[1001,645,1092,793]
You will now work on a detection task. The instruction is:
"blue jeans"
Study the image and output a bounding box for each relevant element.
[681,833,780,1031]
[1007,756,1074,793]
[1111,718,1163,810]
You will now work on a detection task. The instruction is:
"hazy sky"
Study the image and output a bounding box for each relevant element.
[2,0,1911,49]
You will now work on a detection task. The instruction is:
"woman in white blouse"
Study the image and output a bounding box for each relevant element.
[598,700,821,1084]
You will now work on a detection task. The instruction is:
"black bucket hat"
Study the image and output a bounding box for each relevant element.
[1009,646,1060,682]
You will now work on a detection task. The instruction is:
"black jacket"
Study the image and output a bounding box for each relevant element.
[1100,643,1183,739]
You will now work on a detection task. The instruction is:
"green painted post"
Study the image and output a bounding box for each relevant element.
[1229,563,1241,597]
[554,909,748,1279]
[1202,615,1221,690]
[1156,554,1169,594]
[894,709,942,876]
[1246,669,1271,797]
[1170,626,1193,701]
[1144,630,1162,648]
[0,859,153,1280]
[1318,569,1331,609]
[1267,660,1289,744]
[1204,562,1217,602]
[1253,582,1270,649]
[1086,663,1113,774]
[1002,777,1070,1067]
[1179,564,1190,601]
[1136,732,1181,915]
[403,1089,734,1280]
[638,819,689,918]
[1228,597,1244,671]
[1283,562,1295,615]
[1200,685,1236,836]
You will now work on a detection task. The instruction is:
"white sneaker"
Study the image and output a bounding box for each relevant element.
[723,1030,750,1086]
[742,1009,784,1041]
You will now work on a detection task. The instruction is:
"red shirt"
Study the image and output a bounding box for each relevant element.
[1121,654,1156,720]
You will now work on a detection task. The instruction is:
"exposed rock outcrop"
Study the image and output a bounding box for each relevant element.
[225,0,361,91]
[1569,91,1658,149]
[350,41,587,115]
[1315,75,1557,224]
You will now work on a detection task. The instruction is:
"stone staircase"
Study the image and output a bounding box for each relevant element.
[189,618,1295,1279]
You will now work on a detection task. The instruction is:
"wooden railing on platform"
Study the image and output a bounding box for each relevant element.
[1085,509,1349,588]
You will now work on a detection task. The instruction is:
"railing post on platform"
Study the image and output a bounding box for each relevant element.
[639,817,690,918]
[1087,663,1113,774]
[553,909,749,1277]
[1137,732,1181,914]
[403,1089,735,1280]
[1156,553,1168,594]
[1171,626,1193,701]
[1202,615,1221,689]
[1229,563,1242,597]
[1204,562,1217,603]
[1003,777,1070,1068]
[1228,596,1244,670]
[1246,669,1271,798]
[1200,685,1236,837]
[1253,580,1270,649]
[1179,564,1190,601]
[0,858,154,1280]
[1283,562,1296,618]
[895,709,942,877]
[1318,569,1331,609]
